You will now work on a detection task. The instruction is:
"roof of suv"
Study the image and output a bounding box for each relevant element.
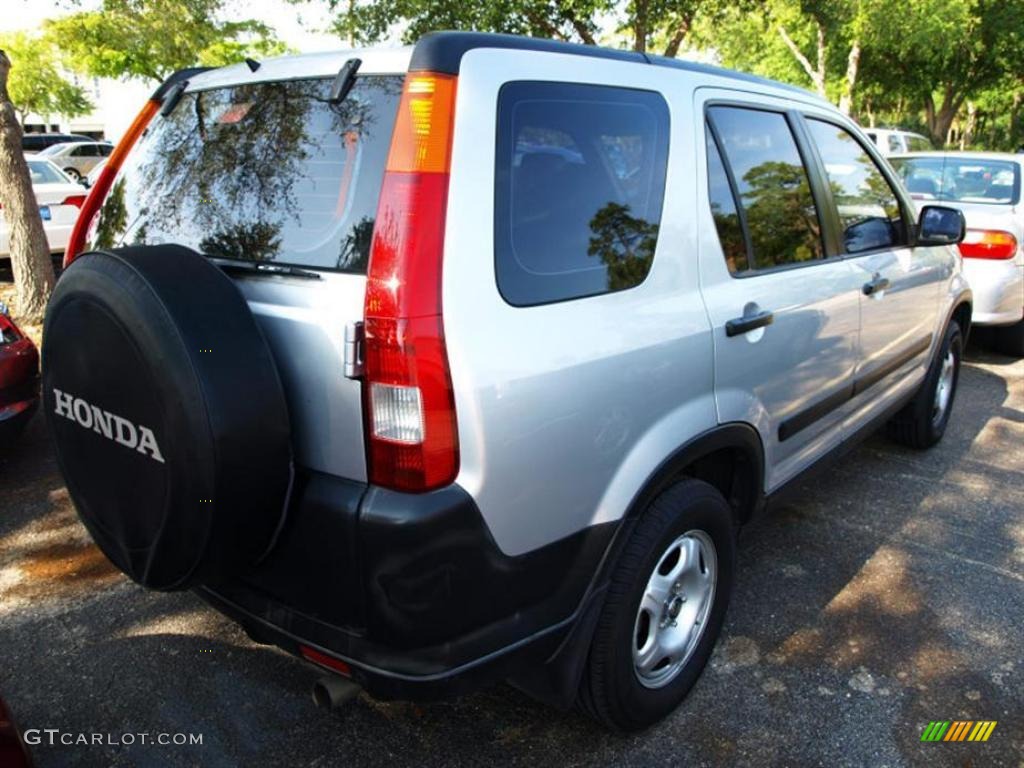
[186,31,822,104]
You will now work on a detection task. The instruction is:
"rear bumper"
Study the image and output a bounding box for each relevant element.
[198,471,615,699]
[963,259,1024,326]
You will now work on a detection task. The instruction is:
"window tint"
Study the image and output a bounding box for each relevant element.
[495,82,669,305]
[705,129,748,273]
[99,144,114,157]
[708,106,824,270]
[71,145,92,157]
[94,76,402,272]
[806,119,906,253]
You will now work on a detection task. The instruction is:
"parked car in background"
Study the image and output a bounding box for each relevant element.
[85,158,108,188]
[36,141,114,182]
[864,128,933,156]
[0,159,86,259]
[891,152,1024,355]
[21,132,94,155]
[0,303,39,443]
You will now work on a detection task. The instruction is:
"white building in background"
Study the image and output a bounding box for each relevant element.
[23,75,151,144]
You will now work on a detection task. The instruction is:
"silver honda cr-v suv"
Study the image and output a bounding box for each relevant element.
[42,31,971,731]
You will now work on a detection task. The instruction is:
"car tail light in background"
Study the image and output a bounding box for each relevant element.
[60,195,87,209]
[362,72,459,493]
[958,229,1018,260]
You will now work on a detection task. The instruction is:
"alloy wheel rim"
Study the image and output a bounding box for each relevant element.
[932,349,956,426]
[632,529,717,689]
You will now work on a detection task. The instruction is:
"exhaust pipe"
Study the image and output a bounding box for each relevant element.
[312,675,361,711]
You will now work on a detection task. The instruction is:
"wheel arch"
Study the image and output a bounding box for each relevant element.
[516,423,764,709]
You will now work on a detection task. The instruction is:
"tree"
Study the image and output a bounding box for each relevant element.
[862,0,1024,146]
[326,0,733,57]
[47,0,289,84]
[0,51,56,323]
[0,32,92,127]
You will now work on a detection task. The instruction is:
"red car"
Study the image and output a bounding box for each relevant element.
[0,695,32,768]
[0,303,39,440]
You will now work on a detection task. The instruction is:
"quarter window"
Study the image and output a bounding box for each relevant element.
[707,106,824,271]
[495,82,670,306]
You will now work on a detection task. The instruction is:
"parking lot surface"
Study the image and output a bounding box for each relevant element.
[0,345,1021,767]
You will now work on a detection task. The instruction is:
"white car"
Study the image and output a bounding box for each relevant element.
[864,128,933,156]
[36,141,113,182]
[891,151,1024,355]
[0,158,86,258]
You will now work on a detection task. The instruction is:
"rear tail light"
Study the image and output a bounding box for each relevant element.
[363,73,459,493]
[958,229,1018,260]
[64,98,161,266]
[60,195,87,209]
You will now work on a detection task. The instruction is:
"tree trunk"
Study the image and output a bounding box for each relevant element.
[838,39,860,116]
[924,85,963,148]
[777,23,827,98]
[0,49,54,324]
[633,0,648,53]
[663,18,692,58]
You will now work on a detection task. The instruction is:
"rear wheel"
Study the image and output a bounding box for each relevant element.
[887,320,962,449]
[577,478,735,732]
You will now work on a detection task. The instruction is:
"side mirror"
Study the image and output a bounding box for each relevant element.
[917,205,965,246]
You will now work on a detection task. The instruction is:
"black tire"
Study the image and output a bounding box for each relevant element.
[993,317,1024,357]
[43,245,293,590]
[577,478,735,732]
[886,320,962,449]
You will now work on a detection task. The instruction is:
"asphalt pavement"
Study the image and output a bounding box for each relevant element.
[0,344,1021,767]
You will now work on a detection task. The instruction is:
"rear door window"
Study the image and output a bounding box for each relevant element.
[495,82,670,306]
[707,106,825,271]
[95,76,403,273]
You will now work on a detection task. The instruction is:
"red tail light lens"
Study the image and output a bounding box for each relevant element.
[64,98,160,266]
[363,73,459,493]
[958,229,1018,260]
[60,195,87,209]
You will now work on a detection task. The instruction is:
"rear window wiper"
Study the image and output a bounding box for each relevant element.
[212,259,322,280]
[329,58,362,104]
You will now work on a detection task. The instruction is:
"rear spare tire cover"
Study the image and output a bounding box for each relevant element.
[42,245,293,590]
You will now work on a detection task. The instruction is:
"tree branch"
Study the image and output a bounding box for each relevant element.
[663,18,692,58]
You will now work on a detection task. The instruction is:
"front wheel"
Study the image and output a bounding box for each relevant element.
[887,319,962,449]
[577,478,735,732]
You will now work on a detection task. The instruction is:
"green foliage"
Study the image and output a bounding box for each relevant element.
[46,0,289,83]
[326,0,733,55]
[0,31,92,123]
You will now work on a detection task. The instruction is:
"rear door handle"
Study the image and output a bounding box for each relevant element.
[725,309,774,337]
[863,276,891,296]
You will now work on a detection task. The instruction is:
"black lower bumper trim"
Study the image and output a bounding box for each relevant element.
[199,472,616,697]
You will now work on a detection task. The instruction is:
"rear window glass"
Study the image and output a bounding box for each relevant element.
[890,156,1021,205]
[27,161,67,185]
[495,81,670,306]
[94,76,403,272]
